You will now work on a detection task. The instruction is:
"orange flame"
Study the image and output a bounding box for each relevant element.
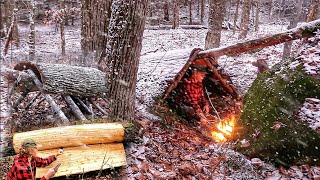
[211,115,236,142]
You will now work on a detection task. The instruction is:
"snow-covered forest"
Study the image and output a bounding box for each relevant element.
[0,0,320,179]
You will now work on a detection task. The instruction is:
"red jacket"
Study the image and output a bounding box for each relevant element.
[176,76,209,113]
[6,154,56,180]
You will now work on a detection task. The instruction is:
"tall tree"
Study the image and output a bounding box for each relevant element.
[282,0,303,60]
[81,0,112,59]
[0,2,5,38]
[254,0,260,32]
[238,0,251,39]
[200,0,205,23]
[306,0,319,22]
[205,0,226,49]
[28,0,36,61]
[60,1,66,56]
[189,0,193,24]
[4,0,19,47]
[164,1,169,21]
[232,0,240,35]
[98,0,149,121]
[173,0,180,29]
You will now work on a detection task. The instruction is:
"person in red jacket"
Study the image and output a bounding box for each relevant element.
[170,66,213,136]
[6,139,62,180]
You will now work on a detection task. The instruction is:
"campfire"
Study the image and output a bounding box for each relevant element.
[211,115,236,142]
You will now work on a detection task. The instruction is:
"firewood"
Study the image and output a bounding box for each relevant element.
[12,123,125,152]
[35,143,127,178]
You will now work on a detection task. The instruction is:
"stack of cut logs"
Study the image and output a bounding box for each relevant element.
[12,123,127,177]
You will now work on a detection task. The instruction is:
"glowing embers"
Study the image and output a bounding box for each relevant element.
[211,115,236,142]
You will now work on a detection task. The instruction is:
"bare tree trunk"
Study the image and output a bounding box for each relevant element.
[306,0,319,22]
[189,0,193,25]
[3,9,17,56]
[60,1,66,56]
[254,0,260,31]
[0,2,4,38]
[282,0,303,60]
[28,0,36,61]
[4,0,19,47]
[98,0,149,121]
[238,0,251,39]
[173,0,180,29]
[232,0,240,34]
[80,0,112,60]
[205,0,226,49]
[0,69,13,157]
[164,1,169,21]
[200,0,205,23]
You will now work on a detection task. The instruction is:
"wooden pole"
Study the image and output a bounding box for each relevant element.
[89,98,108,115]
[26,70,69,125]
[63,95,87,121]
[198,19,320,59]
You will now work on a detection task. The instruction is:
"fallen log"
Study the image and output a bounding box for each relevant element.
[13,123,124,152]
[36,143,127,178]
[14,62,107,97]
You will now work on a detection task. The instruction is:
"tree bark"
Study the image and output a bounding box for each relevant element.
[205,0,226,49]
[238,0,251,39]
[80,0,112,59]
[28,0,36,61]
[173,0,180,29]
[99,0,149,121]
[232,0,240,34]
[306,0,319,22]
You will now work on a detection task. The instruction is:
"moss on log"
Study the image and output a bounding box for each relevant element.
[234,59,320,166]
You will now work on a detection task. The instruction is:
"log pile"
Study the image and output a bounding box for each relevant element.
[12,123,127,178]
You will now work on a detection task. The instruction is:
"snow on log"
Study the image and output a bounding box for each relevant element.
[36,143,127,178]
[14,62,107,97]
[13,123,125,152]
[197,19,320,59]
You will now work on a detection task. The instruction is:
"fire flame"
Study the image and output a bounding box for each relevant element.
[211,115,236,142]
